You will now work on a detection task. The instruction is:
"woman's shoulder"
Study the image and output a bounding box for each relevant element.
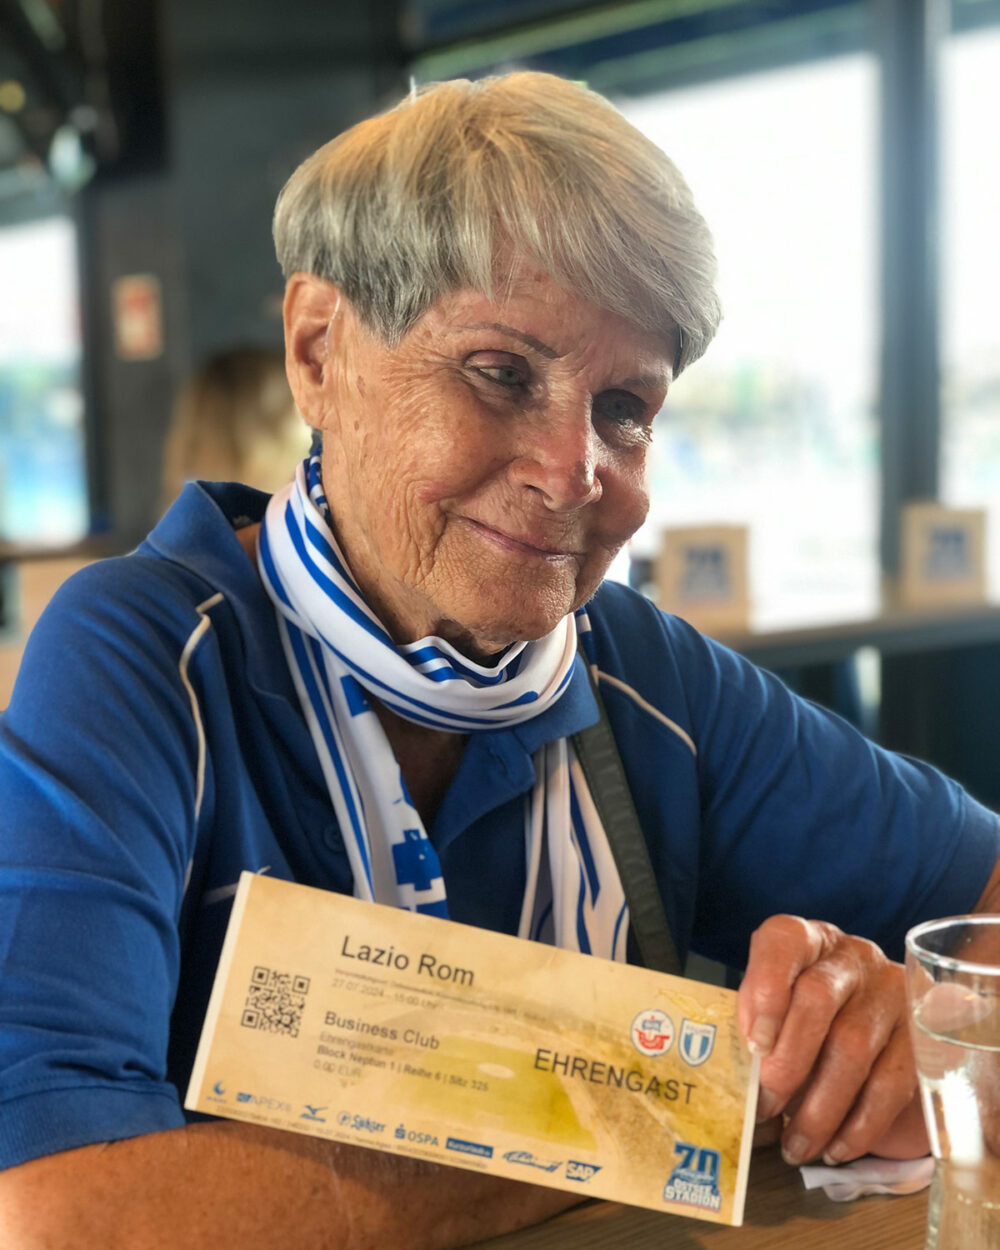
[50,547,214,618]
[587,578,724,679]
[584,580,715,733]
[16,483,273,700]
[9,558,223,732]
[40,551,229,664]
[589,577,687,640]
[585,577,774,745]
[53,481,270,633]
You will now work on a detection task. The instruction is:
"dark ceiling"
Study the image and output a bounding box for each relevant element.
[0,0,162,203]
[4,0,997,210]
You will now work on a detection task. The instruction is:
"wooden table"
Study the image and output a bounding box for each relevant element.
[473,1148,929,1248]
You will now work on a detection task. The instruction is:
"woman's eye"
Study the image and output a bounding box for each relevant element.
[593,390,649,427]
[478,364,526,387]
[465,352,529,391]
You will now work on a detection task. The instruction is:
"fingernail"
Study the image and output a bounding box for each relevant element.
[782,1134,811,1166]
[756,1087,779,1123]
[747,1017,778,1055]
[822,1141,849,1165]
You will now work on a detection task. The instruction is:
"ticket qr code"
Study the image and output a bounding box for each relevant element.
[241,966,310,1038]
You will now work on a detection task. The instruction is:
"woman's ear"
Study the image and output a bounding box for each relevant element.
[282,273,348,431]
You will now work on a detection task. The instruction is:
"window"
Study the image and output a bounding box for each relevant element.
[0,216,88,546]
[614,55,879,629]
[940,21,1000,596]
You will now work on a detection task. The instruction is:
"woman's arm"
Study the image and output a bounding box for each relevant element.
[0,1121,583,1250]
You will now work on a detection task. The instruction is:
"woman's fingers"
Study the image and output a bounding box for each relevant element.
[790,1020,923,1164]
[846,1068,929,1161]
[738,914,827,1057]
[738,915,924,1164]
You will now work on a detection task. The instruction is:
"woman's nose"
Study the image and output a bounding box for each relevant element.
[508,406,603,512]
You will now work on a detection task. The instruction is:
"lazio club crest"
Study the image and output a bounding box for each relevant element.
[678,1018,717,1067]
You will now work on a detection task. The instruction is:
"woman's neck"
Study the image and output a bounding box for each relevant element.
[370,700,467,828]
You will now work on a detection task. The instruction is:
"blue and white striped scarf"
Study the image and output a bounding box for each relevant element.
[258,457,628,960]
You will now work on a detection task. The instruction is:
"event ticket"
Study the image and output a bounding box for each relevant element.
[186,873,759,1225]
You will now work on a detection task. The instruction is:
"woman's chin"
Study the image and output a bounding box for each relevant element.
[410,548,602,657]
[435,601,572,660]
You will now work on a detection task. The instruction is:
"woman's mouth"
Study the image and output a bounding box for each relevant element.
[463,517,581,561]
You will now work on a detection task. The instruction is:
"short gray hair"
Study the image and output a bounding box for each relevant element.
[273,72,721,374]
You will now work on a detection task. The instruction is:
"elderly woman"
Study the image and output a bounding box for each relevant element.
[1,73,998,1249]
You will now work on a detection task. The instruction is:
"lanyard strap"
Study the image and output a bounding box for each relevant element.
[571,658,683,978]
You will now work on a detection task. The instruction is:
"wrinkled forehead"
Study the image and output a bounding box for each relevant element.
[401,264,680,379]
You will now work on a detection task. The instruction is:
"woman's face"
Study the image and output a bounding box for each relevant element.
[313,266,675,659]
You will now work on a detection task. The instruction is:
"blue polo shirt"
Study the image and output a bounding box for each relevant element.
[0,481,996,1171]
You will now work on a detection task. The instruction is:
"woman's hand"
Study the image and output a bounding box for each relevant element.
[737,914,929,1166]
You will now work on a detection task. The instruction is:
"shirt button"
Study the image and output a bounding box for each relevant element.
[322,825,341,851]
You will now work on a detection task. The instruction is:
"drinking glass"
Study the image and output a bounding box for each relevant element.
[906,914,1000,1249]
